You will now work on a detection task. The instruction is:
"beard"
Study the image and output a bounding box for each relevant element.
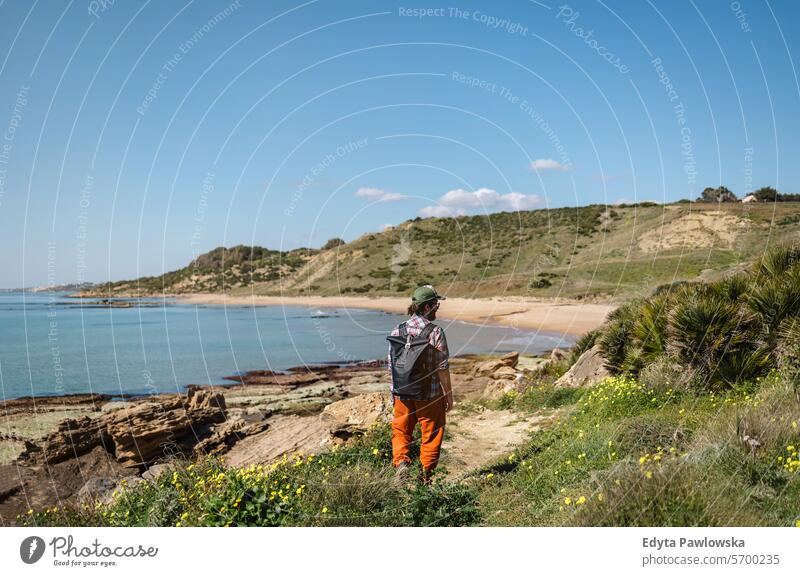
[425,307,437,321]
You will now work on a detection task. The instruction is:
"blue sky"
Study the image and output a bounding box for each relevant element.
[0,0,798,287]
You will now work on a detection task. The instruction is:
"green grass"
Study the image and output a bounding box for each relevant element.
[475,371,800,526]
[19,424,480,527]
[18,371,800,527]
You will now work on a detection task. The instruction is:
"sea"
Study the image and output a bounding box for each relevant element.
[0,291,574,401]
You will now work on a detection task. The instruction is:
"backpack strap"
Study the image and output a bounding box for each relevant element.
[419,323,438,398]
[419,322,437,340]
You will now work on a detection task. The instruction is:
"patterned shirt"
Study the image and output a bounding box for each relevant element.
[387,314,449,401]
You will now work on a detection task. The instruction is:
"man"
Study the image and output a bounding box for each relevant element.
[387,285,453,485]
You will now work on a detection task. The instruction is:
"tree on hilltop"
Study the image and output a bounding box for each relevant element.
[754,186,778,202]
[322,238,346,250]
[699,186,738,203]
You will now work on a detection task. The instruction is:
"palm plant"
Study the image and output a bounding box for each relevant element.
[623,295,670,373]
[665,285,763,388]
[746,269,800,341]
[598,300,641,373]
[583,243,800,391]
[752,244,800,278]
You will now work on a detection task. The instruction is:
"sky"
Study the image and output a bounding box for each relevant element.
[0,0,798,288]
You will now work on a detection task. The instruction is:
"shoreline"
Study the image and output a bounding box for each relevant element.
[176,294,614,337]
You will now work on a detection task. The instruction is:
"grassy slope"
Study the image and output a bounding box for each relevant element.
[21,371,800,527]
[83,202,800,301]
[475,372,800,526]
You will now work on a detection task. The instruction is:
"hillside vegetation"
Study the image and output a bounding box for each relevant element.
[81,202,800,301]
[26,244,800,527]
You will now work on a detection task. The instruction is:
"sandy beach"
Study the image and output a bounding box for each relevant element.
[176,294,614,336]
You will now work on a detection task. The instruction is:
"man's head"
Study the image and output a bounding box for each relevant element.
[407,284,446,320]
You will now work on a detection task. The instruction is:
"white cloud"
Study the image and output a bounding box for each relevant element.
[439,187,500,208]
[419,188,541,217]
[355,187,406,202]
[529,158,571,171]
[501,192,541,210]
[419,205,465,218]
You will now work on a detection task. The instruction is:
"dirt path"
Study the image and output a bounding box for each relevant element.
[440,406,556,481]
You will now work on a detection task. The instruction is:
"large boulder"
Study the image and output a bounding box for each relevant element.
[472,351,520,377]
[77,477,117,506]
[141,462,179,483]
[19,389,229,468]
[492,365,519,381]
[555,344,610,388]
[320,392,392,439]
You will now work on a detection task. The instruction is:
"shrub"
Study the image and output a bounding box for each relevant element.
[591,245,800,390]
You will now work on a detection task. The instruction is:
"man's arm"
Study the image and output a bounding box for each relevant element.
[439,368,453,412]
[433,327,453,411]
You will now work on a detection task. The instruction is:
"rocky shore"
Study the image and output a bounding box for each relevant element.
[0,350,554,525]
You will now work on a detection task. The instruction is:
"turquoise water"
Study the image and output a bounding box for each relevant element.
[0,292,573,400]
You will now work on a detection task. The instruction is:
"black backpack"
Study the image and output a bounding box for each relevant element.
[386,321,437,399]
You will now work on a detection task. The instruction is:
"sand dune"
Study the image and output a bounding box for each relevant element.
[177,294,614,336]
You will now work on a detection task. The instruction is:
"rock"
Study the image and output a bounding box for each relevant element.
[555,344,610,388]
[482,379,518,401]
[473,360,506,376]
[141,462,180,483]
[472,352,520,377]
[18,416,109,464]
[187,388,226,412]
[224,371,326,387]
[22,389,229,468]
[491,366,518,380]
[105,391,226,467]
[500,351,519,369]
[76,475,146,506]
[320,392,392,439]
[0,465,22,502]
[20,439,41,455]
[193,418,270,457]
[104,398,194,467]
[77,477,118,506]
[550,348,569,362]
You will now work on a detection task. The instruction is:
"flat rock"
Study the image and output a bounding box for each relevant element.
[320,392,393,439]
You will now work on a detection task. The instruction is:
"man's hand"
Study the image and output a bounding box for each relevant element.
[444,390,454,412]
[438,369,453,412]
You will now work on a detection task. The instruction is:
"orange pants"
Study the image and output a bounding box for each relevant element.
[391,394,446,471]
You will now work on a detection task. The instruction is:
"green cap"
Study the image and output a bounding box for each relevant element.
[411,284,447,305]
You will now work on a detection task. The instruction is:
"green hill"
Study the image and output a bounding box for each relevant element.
[81,202,800,301]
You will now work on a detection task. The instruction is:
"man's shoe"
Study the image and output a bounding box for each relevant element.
[394,461,411,485]
[418,467,434,486]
